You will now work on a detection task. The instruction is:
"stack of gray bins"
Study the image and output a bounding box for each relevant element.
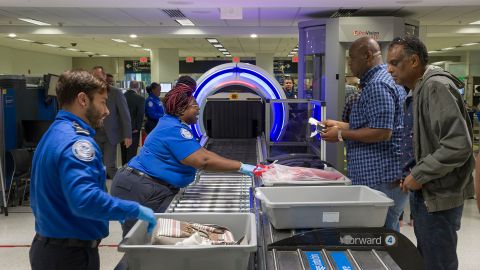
[167,172,253,213]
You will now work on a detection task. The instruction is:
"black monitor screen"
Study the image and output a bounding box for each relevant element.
[22,120,53,146]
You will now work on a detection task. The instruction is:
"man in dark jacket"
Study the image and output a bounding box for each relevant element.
[387,35,474,270]
[121,81,145,164]
[92,66,132,179]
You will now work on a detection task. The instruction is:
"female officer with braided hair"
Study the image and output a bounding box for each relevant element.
[111,78,258,236]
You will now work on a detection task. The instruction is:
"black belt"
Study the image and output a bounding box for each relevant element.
[34,234,100,248]
[123,166,178,190]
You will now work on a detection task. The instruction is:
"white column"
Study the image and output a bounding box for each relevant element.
[150,48,179,83]
[255,53,274,76]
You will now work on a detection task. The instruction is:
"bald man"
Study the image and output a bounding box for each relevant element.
[321,37,407,232]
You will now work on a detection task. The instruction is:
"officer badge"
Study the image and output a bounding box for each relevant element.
[72,140,95,162]
[180,128,193,139]
[148,101,153,107]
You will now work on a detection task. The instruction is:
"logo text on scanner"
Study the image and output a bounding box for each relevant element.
[352,30,380,40]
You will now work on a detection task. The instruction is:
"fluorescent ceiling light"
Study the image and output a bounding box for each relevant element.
[288,54,294,57]
[291,51,297,54]
[43,43,60,47]
[8,33,16,38]
[18,18,51,26]
[469,20,480,25]
[250,33,257,38]
[218,48,227,51]
[129,44,141,48]
[428,51,439,53]
[143,48,152,51]
[129,34,137,38]
[100,54,109,57]
[16,38,34,42]
[225,55,232,57]
[206,38,218,43]
[461,42,479,46]
[111,39,127,43]
[293,48,298,51]
[175,19,195,26]
[222,51,230,55]
[213,44,223,48]
[66,48,80,51]
[441,47,455,51]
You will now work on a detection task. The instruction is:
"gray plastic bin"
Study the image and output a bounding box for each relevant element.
[118,213,257,270]
[255,186,393,229]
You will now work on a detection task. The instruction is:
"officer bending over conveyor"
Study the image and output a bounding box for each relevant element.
[29,70,157,270]
[111,76,259,237]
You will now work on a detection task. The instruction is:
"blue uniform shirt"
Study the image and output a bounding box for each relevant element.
[30,110,140,240]
[145,93,164,121]
[346,64,406,186]
[129,114,201,187]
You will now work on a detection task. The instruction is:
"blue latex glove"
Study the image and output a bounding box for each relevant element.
[238,163,256,177]
[137,205,157,234]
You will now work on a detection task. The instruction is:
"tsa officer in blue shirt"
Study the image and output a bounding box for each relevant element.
[29,70,157,270]
[144,82,164,134]
[111,76,258,236]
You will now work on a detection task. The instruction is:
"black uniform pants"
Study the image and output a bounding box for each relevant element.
[30,237,99,270]
[110,166,179,237]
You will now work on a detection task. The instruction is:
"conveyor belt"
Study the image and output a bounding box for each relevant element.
[167,138,257,213]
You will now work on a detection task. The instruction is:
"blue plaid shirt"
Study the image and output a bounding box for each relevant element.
[346,64,406,186]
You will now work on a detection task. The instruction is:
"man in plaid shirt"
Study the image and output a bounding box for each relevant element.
[321,37,407,232]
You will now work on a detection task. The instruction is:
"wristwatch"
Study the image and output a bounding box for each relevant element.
[337,129,343,142]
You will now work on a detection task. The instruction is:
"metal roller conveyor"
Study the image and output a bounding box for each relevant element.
[167,138,257,214]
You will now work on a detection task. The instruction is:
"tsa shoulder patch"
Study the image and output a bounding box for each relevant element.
[148,101,153,107]
[180,128,193,139]
[72,140,95,162]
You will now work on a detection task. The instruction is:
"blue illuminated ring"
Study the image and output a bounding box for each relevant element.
[191,63,287,141]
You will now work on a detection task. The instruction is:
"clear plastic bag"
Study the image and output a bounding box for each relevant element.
[261,164,344,182]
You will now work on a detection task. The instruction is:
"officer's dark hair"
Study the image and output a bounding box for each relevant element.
[176,75,196,90]
[106,73,114,79]
[163,83,195,116]
[147,82,160,94]
[56,69,107,108]
[389,35,428,67]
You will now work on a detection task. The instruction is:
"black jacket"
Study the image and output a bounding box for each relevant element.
[124,90,145,132]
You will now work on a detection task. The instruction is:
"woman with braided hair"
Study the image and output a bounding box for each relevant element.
[111,77,258,236]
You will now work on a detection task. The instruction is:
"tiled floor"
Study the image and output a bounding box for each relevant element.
[0,199,479,269]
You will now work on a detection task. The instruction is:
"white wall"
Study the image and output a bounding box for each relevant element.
[0,46,72,75]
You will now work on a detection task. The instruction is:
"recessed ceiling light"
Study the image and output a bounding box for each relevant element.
[43,44,60,48]
[129,44,142,48]
[213,44,223,48]
[16,38,34,42]
[8,33,16,38]
[129,34,137,38]
[111,39,127,43]
[18,18,51,26]
[175,19,195,26]
[461,42,479,46]
[469,20,480,25]
[66,48,80,51]
[441,47,455,51]
[250,33,258,38]
[218,48,227,51]
[206,38,218,43]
